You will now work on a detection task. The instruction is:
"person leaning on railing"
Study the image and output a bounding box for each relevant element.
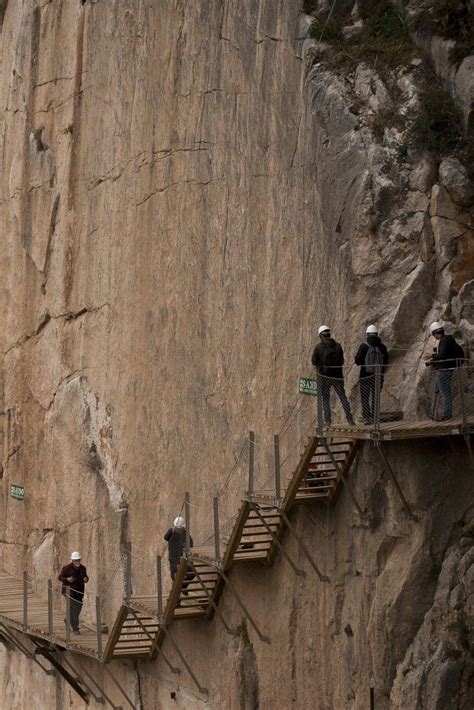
[424,321,465,422]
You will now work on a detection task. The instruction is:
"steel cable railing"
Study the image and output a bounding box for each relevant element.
[313,360,473,434]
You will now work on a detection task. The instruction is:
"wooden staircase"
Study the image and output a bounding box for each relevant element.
[0,435,360,671]
[130,435,361,641]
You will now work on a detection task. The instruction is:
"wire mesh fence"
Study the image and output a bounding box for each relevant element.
[314,361,473,433]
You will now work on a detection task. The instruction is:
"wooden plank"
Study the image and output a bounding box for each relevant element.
[283,436,319,509]
[328,440,361,507]
[102,605,129,663]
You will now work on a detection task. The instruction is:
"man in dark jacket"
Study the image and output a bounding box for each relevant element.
[58,551,89,634]
[164,517,195,601]
[354,325,389,424]
[425,321,464,420]
[311,325,354,426]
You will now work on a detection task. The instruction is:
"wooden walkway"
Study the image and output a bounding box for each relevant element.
[0,417,471,687]
[112,436,360,660]
[0,571,107,658]
[325,416,474,440]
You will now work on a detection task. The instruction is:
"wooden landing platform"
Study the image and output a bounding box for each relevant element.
[0,571,107,659]
[325,416,473,441]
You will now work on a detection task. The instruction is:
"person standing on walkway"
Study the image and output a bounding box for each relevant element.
[355,325,389,424]
[59,551,89,634]
[425,321,464,421]
[164,517,195,601]
[311,325,354,426]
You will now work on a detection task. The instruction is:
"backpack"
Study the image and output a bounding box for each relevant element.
[364,345,383,374]
[321,342,342,375]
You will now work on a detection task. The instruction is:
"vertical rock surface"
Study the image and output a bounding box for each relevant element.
[0,1,473,708]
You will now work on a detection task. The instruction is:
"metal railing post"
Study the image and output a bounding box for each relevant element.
[185,492,190,554]
[248,430,255,496]
[95,595,103,657]
[458,365,468,427]
[22,572,28,632]
[213,495,220,561]
[47,579,53,641]
[65,589,71,645]
[274,434,281,501]
[157,554,163,617]
[373,364,382,440]
[124,542,132,603]
[316,375,324,436]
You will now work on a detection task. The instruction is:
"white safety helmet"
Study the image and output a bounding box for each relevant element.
[173,516,185,528]
[366,325,378,334]
[70,551,81,561]
[318,325,331,336]
[430,321,444,334]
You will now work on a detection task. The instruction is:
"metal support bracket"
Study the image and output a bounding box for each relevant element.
[376,446,419,522]
[462,429,474,473]
[35,645,90,705]
[103,664,136,710]
[188,560,235,636]
[369,430,383,445]
[278,509,330,582]
[217,568,271,644]
[251,505,306,577]
[0,625,54,676]
[157,622,208,695]
[129,610,180,675]
[60,656,108,706]
[322,438,367,520]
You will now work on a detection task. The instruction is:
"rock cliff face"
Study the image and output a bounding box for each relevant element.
[0,1,473,709]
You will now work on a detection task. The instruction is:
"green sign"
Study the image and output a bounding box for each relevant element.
[299,377,317,396]
[10,485,25,501]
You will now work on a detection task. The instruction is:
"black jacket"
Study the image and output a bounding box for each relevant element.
[354,335,389,379]
[164,528,194,569]
[429,334,461,370]
[311,338,344,379]
[58,563,89,599]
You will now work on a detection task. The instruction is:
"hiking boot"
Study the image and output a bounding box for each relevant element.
[347,417,355,426]
[73,629,80,635]
[434,415,452,422]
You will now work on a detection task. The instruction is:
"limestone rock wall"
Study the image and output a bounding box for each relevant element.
[0,1,473,708]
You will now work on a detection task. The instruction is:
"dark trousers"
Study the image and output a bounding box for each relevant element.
[320,378,353,424]
[69,595,83,631]
[171,566,193,594]
[359,375,383,422]
[436,370,453,418]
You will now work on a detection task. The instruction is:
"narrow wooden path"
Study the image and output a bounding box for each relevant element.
[0,571,106,658]
[325,416,474,440]
[0,418,470,703]
[114,435,360,660]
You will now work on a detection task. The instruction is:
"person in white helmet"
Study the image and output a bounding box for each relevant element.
[164,517,195,600]
[58,552,89,633]
[425,322,464,421]
[354,325,389,424]
[311,325,354,426]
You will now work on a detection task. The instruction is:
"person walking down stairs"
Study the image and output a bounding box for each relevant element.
[311,325,354,426]
[425,321,465,422]
[164,517,195,605]
[58,551,89,634]
[354,324,389,425]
